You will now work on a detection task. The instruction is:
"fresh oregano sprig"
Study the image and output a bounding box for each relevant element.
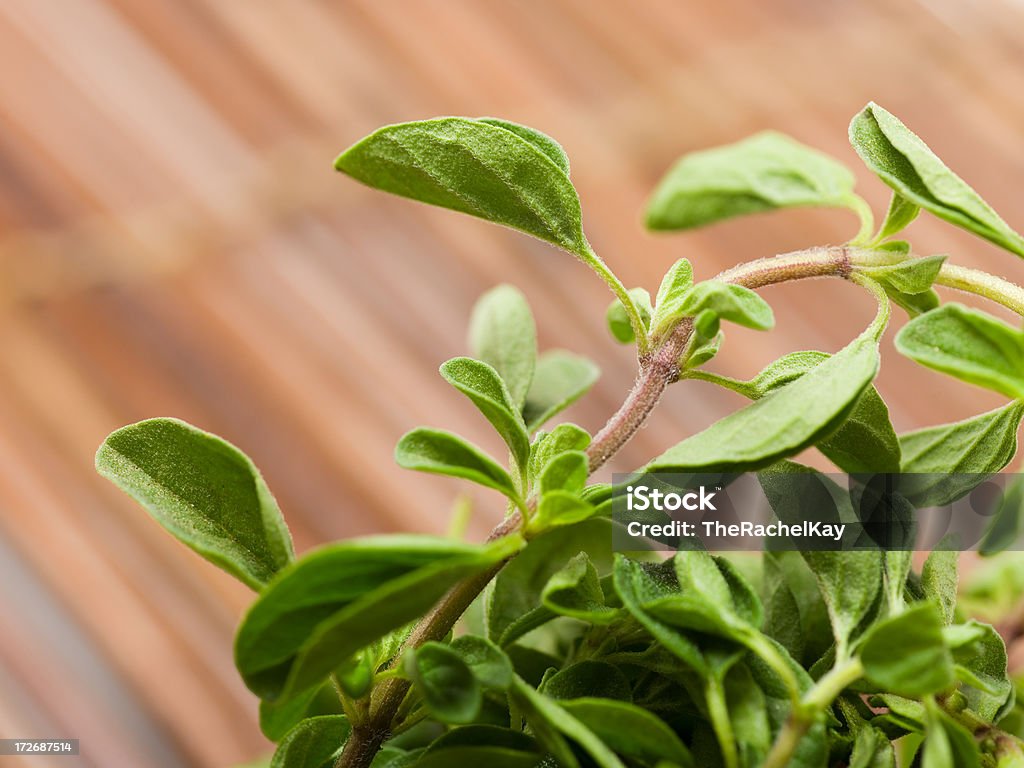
[96,104,1024,768]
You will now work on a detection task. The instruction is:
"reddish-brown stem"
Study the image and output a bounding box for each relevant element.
[336,245,854,768]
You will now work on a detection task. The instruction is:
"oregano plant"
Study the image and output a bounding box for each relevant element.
[97,103,1024,768]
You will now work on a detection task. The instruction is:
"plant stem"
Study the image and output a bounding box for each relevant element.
[337,245,1024,768]
[761,657,864,768]
[707,677,740,768]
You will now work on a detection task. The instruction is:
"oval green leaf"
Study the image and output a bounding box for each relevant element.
[896,304,1024,398]
[850,103,1024,258]
[649,335,880,473]
[235,535,522,703]
[646,131,864,232]
[395,428,518,500]
[335,118,587,254]
[469,285,537,410]
[96,417,294,590]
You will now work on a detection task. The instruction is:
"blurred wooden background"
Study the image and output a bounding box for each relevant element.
[1,1,1023,765]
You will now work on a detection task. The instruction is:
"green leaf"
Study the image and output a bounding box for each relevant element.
[860,603,954,697]
[542,661,631,701]
[898,402,1024,506]
[449,635,514,691]
[407,642,482,724]
[606,288,652,344]
[650,258,695,335]
[96,418,294,591]
[413,747,542,768]
[235,535,522,703]
[850,103,1024,258]
[896,304,1024,398]
[335,118,588,254]
[678,280,774,331]
[528,424,591,482]
[259,684,342,742]
[684,330,724,370]
[922,698,981,768]
[395,428,519,500]
[489,519,613,645]
[649,335,879,473]
[510,676,626,768]
[541,552,617,623]
[559,698,695,767]
[646,131,865,232]
[476,117,571,175]
[522,351,600,433]
[922,549,959,626]
[875,192,921,242]
[644,550,764,639]
[737,350,901,473]
[861,254,946,295]
[537,450,588,495]
[440,357,530,468]
[980,476,1024,555]
[801,548,882,657]
[270,716,349,768]
[469,285,537,409]
[950,620,1013,723]
[849,726,896,768]
[531,490,595,532]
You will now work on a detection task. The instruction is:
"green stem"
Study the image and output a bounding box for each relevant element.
[706,677,740,768]
[580,243,652,358]
[743,632,802,705]
[762,657,864,768]
[845,194,876,247]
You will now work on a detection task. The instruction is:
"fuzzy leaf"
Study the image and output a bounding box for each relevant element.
[528,424,591,481]
[541,552,617,623]
[606,288,652,343]
[440,357,530,468]
[560,699,695,767]
[650,258,695,335]
[336,118,588,254]
[449,635,514,691]
[522,351,600,432]
[896,304,1024,398]
[862,254,946,296]
[860,603,954,697]
[850,727,896,768]
[510,677,626,768]
[469,285,537,409]
[538,450,588,495]
[678,280,774,331]
[850,103,1024,257]
[395,428,519,500]
[876,192,921,241]
[649,335,879,473]
[476,118,570,175]
[950,620,1013,723]
[922,699,981,768]
[489,519,613,645]
[922,549,959,626]
[407,642,482,724]
[96,418,294,590]
[742,350,901,473]
[235,535,522,703]
[646,131,863,231]
[531,490,595,531]
[898,402,1024,506]
[270,716,349,768]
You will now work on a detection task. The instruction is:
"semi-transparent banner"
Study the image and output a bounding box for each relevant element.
[609,471,1022,551]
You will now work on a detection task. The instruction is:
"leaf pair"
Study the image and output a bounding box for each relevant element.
[406,635,512,724]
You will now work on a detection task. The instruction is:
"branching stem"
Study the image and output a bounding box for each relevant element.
[337,244,1024,768]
